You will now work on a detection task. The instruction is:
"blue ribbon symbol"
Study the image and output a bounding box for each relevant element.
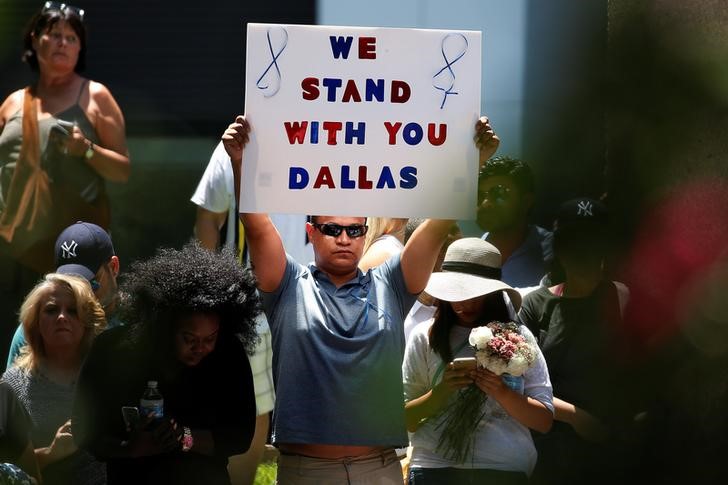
[256,27,288,98]
[432,33,469,109]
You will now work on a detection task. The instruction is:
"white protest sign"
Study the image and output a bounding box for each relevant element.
[242,23,481,219]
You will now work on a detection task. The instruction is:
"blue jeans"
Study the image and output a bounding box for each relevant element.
[408,467,528,485]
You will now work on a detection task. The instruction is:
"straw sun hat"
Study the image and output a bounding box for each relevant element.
[424,237,522,311]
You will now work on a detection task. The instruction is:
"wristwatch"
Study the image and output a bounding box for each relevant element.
[181,426,193,452]
[84,140,94,160]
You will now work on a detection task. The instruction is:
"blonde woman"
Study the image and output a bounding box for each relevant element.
[2,273,106,485]
[358,217,408,272]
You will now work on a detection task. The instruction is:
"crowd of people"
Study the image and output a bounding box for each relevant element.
[1,3,724,485]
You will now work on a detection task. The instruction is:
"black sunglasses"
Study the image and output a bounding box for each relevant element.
[42,2,85,20]
[478,184,512,204]
[312,223,368,238]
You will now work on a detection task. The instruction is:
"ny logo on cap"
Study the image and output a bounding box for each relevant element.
[577,200,593,217]
[60,240,78,259]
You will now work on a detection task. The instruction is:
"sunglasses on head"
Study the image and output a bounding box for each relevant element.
[312,222,368,238]
[478,184,512,204]
[42,2,85,20]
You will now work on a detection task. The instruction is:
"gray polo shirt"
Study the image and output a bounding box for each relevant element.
[261,253,416,447]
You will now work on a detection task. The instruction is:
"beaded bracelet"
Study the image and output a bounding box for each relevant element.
[181,426,193,452]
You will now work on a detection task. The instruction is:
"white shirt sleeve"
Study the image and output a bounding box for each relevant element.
[520,325,555,414]
[190,142,234,214]
[402,319,437,402]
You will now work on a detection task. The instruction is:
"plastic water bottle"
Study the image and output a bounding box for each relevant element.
[139,381,164,419]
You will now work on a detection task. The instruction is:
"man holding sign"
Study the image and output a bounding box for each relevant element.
[221,115,498,483]
[228,22,494,482]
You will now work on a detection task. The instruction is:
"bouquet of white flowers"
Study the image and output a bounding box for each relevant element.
[434,321,537,463]
[469,322,537,376]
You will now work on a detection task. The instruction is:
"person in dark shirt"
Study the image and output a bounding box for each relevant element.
[518,198,629,484]
[73,242,260,485]
[476,157,553,289]
[0,380,40,482]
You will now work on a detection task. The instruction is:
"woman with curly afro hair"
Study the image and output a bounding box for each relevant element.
[72,242,261,485]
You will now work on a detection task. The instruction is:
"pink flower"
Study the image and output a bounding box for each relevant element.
[487,337,505,353]
[506,331,524,344]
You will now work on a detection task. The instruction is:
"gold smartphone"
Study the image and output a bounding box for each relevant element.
[450,357,477,370]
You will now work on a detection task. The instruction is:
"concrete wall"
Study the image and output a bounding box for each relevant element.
[0,1,316,266]
[318,0,528,158]
[0,1,607,263]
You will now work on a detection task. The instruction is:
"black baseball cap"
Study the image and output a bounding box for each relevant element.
[54,222,115,280]
[553,198,610,253]
[556,198,608,224]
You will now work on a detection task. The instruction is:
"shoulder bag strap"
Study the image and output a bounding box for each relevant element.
[0,87,44,241]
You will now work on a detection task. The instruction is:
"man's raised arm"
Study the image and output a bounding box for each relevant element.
[401,116,500,294]
[222,116,287,292]
[401,219,454,294]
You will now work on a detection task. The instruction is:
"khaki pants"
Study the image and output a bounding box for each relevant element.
[277,449,402,485]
